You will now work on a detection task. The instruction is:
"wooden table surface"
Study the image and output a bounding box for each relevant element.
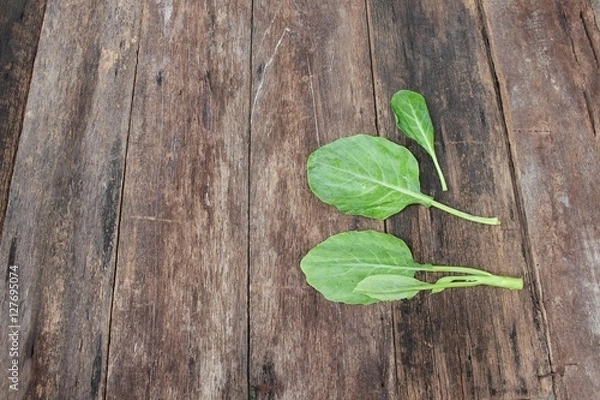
[1,1,599,399]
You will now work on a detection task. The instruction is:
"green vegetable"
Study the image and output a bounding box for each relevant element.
[306,134,500,225]
[300,231,523,304]
[391,90,448,191]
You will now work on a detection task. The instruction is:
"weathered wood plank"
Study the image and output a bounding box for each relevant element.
[368,1,552,398]
[483,0,600,398]
[0,0,140,398]
[105,2,252,398]
[248,2,396,398]
[0,0,46,234]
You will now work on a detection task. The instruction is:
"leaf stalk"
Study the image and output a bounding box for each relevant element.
[431,274,524,291]
[432,157,448,192]
[430,200,500,225]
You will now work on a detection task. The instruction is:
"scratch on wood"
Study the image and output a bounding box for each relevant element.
[128,215,180,224]
[514,129,552,135]
[203,181,212,208]
[258,3,285,48]
[159,0,174,36]
[251,28,290,123]
[583,89,597,137]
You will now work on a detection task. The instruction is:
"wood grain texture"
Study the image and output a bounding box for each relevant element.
[367,0,552,398]
[248,1,396,398]
[1,1,598,399]
[0,0,46,235]
[105,1,251,398]
[0,0,141,398]
[483,0,600,398]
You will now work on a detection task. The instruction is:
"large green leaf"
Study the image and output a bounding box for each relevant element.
[306,134,500,225]
[391,90,448,191]
[306,134,433,220]
[301,230,523,304]
[300,230,432,304]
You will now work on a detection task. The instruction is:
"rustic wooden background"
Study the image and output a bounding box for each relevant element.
[1,0,599,399]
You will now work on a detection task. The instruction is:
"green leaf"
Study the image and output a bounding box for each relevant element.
[307,134,432,220]
[391,90,448,191]
[307,134,500,225]
[300,230,431,304]
[354,275,431,301]
[301,230,523,304]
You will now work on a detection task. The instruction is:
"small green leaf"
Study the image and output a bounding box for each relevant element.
[354,275,431,301]
[391,90,448,191]
[300,230,431,304]
[307,134,499,225]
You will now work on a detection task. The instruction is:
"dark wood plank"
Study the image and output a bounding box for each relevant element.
[0,0,46,234]
[483,0,600,398]
[368,1,552,398]
[105,2,252,398]
[0,0,141,398]
[249,2,396,398]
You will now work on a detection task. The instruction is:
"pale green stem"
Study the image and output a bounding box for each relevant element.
[430,200,500,225]
[356,275,523,298]
[431,265,494,276]
[432,157,448,192]
[432,275,524,291]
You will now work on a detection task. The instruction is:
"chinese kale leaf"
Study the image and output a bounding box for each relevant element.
[306,134,500,225]
[391,90,448,191]
[300,230,523,305]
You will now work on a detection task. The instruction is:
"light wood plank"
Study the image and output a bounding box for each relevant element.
[483,0,600,398]
[249,1,396,398]
[105,2,252,398]
[368,0,552,398]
